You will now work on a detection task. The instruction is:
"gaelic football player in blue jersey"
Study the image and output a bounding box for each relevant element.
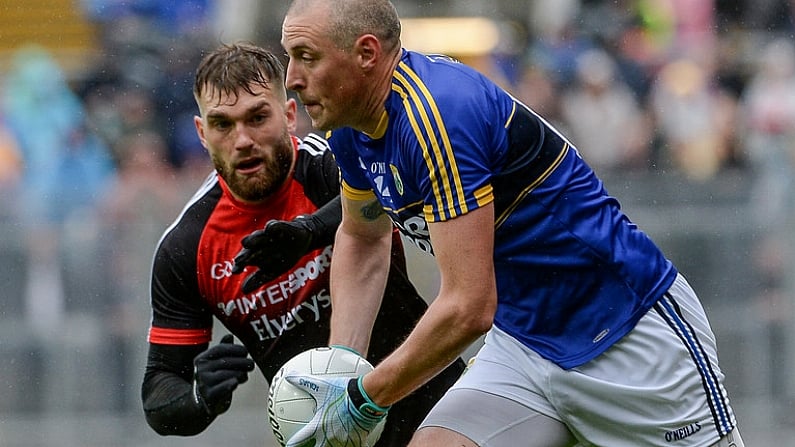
[274,0,745,446]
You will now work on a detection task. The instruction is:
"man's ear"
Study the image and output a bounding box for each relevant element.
[355,34,381,70]
[285,98,298,133]
[194,115,209,150]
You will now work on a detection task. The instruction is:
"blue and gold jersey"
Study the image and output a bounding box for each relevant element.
[329,50,677,369]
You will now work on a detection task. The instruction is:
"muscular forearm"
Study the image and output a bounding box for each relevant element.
[364,204,498,407]
[328,221,392,356]
[142,369,216,436]
[363,291,491,407]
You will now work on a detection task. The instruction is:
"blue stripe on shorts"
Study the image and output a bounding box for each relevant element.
[654,294,734,437]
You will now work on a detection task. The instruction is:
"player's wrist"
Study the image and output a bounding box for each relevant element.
[330,344,362,357]
[347,376,390,422]
[191,374,213,416]
[302,196,341,249]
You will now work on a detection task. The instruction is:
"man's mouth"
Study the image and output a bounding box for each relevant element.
[236,157,264,175]
[303,102,321,116]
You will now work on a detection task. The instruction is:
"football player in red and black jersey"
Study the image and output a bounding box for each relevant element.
[141,42,465,447]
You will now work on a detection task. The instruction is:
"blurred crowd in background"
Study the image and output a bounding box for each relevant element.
[0,0,794,445]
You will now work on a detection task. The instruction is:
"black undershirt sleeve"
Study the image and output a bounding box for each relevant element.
[142,342,216,436]
[294,135,344,251]
[304,195,342,250]
[294,134,341,208]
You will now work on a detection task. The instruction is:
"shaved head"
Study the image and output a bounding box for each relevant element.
[286,0,401,52]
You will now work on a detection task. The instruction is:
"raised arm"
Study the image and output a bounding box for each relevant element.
[232,196,342,293]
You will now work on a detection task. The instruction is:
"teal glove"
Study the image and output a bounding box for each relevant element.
[284,374,389,447]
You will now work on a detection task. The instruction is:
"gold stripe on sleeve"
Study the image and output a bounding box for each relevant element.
[341,179,377,201]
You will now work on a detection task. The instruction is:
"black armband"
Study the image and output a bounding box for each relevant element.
[347,376,390,419]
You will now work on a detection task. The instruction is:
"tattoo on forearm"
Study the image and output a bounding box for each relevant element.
[360,200,384,221]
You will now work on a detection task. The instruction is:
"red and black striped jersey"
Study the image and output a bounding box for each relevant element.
[148,133,424,378]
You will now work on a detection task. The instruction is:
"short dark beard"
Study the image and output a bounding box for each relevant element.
[213,133,293,202]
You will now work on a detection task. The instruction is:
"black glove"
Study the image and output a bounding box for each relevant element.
[233,216,315,294]
[192,334,255,416]
[233,197,342,294]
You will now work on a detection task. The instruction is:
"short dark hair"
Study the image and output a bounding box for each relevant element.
[193,42,286,107]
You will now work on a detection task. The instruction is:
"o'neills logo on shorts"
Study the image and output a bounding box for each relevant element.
[664,422,702,442]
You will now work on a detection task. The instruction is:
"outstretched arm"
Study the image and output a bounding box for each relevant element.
[232,196,342,293]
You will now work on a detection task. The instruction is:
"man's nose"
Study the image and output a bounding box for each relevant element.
[285,60,304,91]
[233,123,255,149]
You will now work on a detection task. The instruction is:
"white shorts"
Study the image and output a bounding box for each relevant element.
[420,274,738,447]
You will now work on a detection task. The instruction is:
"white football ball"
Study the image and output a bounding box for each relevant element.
[267,346,387,447]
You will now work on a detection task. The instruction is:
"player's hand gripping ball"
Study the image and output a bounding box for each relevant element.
[267,347,387,447]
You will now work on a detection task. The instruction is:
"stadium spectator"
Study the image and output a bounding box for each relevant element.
[0,112,22,196]
[141,42,465,446]
[278,1,744,446]
[560,47,652,174]
[739,37,795,226]
[649,56,739,179]
[98,130,183,411]
[738,37,795,407]
[1,45,116,228]
[512,64,562,128]
[1,45,116,328]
